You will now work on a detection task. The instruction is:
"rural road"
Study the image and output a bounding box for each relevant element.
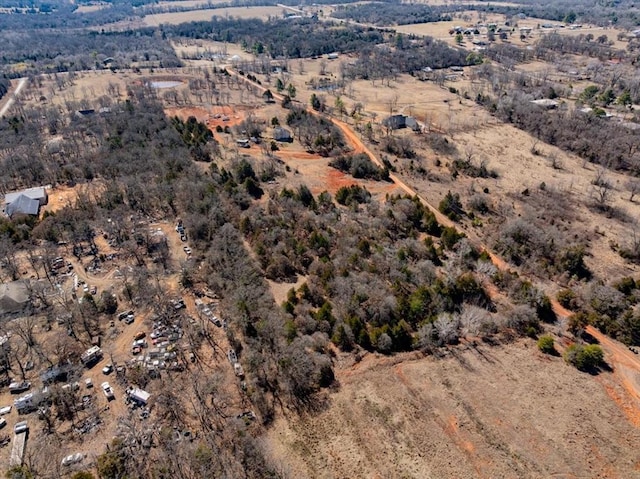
[0,77,27,118]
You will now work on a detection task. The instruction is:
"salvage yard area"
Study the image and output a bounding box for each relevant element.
[0,212,247,472]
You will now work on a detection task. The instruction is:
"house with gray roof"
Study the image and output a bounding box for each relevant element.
[4,186,47,218]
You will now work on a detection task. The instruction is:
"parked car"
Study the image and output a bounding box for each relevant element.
[85,378,93,388]
[124,315,134,325]
[61,453,84,467]
[102,364,113,375]
[134,331,146,340]
[0,405,11,415]
[0,417,6,429]
[101,382,114,400]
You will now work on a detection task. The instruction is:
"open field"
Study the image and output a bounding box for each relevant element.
[267,340,640,479]
[143,6,285,25]
[155,0,231,8]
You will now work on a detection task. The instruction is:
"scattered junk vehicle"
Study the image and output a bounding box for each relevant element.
[61,452,84,467]
[227,349,238,364]
[101,382,115,400]
[80,346,103,366]
[14,388,50,414]
[8,382,31,394]
[117,310,132,321]
[126,387,151,406]
[11,421,28,466]
[13,421,28,434]
[234,363,245,378]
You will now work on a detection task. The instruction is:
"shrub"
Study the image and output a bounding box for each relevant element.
[329,153,390,181]
[438,190,464,221]
[564,344,605,372]
[556,288,577,309]
[440,226,465,250]
[537,335,556,354]
[335,185,371,206]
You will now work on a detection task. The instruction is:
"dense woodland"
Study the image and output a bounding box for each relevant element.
[332,3,454,26]
[163,18,386,58]
[0,78,9,100]
[0,30,181,77]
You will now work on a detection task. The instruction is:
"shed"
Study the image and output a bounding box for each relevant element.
[273,127,293,142]
[127,387,151,405]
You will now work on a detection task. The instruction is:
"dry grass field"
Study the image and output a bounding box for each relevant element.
[266,340,640,479]
[143,6,285,26]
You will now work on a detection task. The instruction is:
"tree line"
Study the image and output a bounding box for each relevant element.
[162,17,386,58]
[331,2,455,26]
[0,29,181,77]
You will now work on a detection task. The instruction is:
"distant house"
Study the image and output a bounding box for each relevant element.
[273,127,293,142]
[530,98,559,109]
[4,186,47,218]
[0,281,31,315]
[6,195,40,217]
[383,114,421,131]
[5,186,47,206]
[383,114,407,130]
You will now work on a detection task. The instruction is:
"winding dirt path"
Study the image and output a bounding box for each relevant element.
[0,78,27,118]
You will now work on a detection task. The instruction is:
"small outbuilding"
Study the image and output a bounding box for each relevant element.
[126,387,151,406]
[273,127,293,142]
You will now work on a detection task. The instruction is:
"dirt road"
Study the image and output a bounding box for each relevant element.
[225,68,640,425]
[0,78,27,118]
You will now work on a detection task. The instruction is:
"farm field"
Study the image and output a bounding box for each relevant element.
[143,6,285,25]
